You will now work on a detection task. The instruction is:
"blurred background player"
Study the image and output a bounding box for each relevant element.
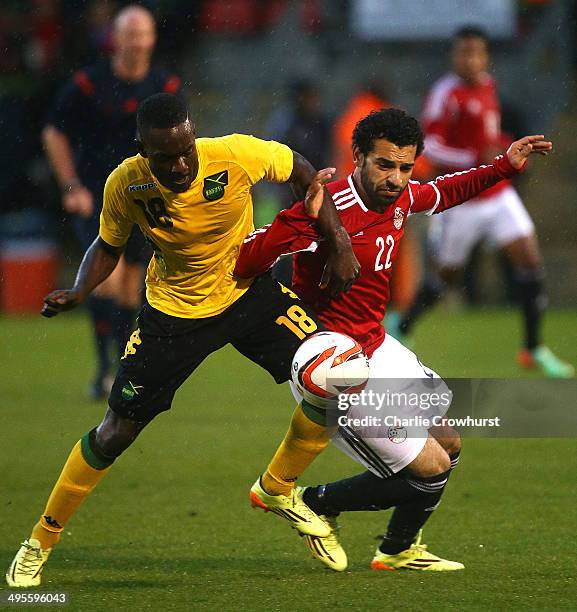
[42,4,182,398]
[394,27,573,378]
[261,78,332,284]
[266,78,331,175]
[332,82,391,180]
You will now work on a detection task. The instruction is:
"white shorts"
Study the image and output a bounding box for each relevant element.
[429,185,535,269]
[291,333,449,478]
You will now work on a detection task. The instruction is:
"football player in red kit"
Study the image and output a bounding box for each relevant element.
[395,27,573,378]
[237,108,552,571]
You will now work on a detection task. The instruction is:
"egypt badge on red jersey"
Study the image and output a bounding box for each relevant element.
[393,207,404,230]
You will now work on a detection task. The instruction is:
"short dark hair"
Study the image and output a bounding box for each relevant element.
[352,108,424,157]
[453,26,489,45]
[136,93,188,135]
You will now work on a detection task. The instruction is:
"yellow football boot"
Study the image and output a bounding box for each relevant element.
[250,479,330,537]
[301,514,347,572]
[6,539,52,587]
[371,530,464,572]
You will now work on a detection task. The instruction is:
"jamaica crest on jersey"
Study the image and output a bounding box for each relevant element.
[393,207,404,230]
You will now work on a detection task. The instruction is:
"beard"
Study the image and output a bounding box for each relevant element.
[360,164,405,212]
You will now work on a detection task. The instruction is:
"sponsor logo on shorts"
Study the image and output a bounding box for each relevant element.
[128,182,156,192]
[121,381,143,401]
[388,426,407,444]
[393,207,404,230]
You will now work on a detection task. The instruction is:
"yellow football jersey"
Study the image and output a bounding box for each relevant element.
[100,134,293,318]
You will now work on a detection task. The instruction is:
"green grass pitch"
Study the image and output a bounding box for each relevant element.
[1,309,576,610]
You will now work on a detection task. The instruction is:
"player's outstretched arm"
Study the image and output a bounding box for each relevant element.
[235,167,335,279]
[289,152,360,295]
[41,237,123,318]
[411,135,553,215]
[234,200,320,279]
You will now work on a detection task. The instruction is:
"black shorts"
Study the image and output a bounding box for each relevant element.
[108,273,322,422]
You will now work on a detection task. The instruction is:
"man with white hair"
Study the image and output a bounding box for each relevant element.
[43,5,182,399]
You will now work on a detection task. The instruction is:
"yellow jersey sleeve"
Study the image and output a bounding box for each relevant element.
[227,134,293,185]
[99,167,134,247]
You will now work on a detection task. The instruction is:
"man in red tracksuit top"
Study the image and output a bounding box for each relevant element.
[235,108,552,572]
[396,26,573,378]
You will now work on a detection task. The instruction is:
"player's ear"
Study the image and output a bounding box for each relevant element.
[183,118,196,139]
[352,145,363,169]
[135,137,148,158]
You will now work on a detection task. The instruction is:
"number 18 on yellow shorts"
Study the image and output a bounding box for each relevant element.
[108,272,323,422]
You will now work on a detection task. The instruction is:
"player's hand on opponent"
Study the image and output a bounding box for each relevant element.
[304,167,336,218]
[41,288,84,318]
[506,135,552,170]
[62,184,94,218]
[305,168,361,296]
[322,235,360,296]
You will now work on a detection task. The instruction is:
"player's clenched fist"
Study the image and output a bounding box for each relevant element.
[41,288,83,318]
[506,135,552,170]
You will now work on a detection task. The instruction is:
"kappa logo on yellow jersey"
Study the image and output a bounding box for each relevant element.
[203,170,229,201]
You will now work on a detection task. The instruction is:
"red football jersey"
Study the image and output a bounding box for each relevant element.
[422,73,511,199]
[235,156,521,357]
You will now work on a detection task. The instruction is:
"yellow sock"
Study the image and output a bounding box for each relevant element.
[261,403,331,496]
[30,438,112,550]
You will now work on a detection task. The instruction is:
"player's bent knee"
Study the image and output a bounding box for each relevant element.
[443,433,461,457]
[428,449,451,476]
[430,425,461,456]
[95,408,145,458]
[406,436,451,478]
[447,429,462,456]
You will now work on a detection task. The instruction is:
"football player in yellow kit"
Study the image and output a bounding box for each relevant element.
[6,93,359,587]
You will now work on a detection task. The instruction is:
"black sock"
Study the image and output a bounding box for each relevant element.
[399,280,444,336]
[86,296,115,382]
[112,306,137,356]
[302,469,451,555]
[379,470,451,554]
[515,269,547,350]
[303,469,445,515]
